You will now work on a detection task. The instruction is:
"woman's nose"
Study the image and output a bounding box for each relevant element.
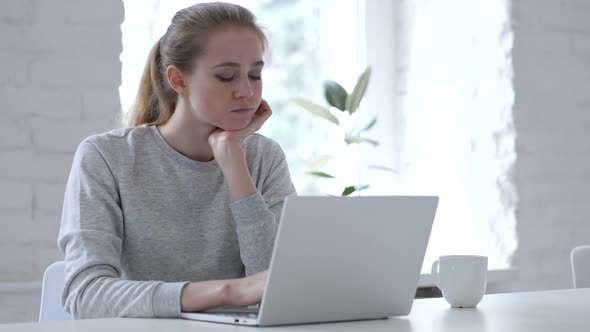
[233,76,253,99]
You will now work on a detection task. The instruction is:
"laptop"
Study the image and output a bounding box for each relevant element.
[181,195,439,327]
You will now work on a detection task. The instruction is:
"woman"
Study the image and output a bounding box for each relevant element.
[58,2,296,319]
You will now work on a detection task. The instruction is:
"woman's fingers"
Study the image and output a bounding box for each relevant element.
[251,99,272,131]
[208,100,273,149]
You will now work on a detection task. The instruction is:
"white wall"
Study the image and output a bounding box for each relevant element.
[0,0,123,323]
[489,0,590,293]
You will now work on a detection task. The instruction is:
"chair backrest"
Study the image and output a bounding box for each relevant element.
[571,245,590,288]
[39,261,72,321]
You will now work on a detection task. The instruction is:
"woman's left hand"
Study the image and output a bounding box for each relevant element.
[207,100,272,200]
[208,99,272,151]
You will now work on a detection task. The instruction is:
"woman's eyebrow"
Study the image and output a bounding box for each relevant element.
[212,60,265,69]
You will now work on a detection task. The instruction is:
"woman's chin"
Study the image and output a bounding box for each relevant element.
[218,121,251,131]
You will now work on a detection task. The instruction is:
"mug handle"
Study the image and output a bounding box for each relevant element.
[431,260,440,288]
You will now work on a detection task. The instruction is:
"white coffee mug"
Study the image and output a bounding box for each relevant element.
[431,255,488,308]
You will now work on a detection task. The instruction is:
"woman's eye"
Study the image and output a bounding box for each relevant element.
[216,73,261,82]
[217,75,234,82]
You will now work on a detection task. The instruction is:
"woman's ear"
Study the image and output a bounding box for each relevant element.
[166,65,187,97]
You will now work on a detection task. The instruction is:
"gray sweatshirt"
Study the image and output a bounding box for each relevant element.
[57,125,296,319]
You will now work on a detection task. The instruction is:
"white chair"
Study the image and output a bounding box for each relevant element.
[39,261,72,321]
[571,245,590,288]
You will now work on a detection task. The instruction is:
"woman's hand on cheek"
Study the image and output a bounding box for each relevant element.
[207,100,270,200]
[208,99,272,151]
[240,98,272,139]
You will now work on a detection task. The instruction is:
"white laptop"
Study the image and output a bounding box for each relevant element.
[181,195,439,327]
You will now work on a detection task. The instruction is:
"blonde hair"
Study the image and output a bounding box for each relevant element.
[126,2,268,127]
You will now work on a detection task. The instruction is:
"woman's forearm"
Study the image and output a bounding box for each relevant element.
[213,141,257,201]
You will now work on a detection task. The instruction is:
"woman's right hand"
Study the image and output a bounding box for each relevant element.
[226,269,268,307]
[181,270,268,312]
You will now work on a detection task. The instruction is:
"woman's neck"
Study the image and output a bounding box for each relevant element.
[157,104,216,162]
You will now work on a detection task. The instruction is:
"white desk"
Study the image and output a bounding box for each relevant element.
[1,288,588,331]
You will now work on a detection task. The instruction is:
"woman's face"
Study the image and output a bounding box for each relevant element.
[183,26,264,131]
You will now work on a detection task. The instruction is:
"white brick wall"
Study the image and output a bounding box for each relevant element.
[0,0,123,323]
[489,0,590,293]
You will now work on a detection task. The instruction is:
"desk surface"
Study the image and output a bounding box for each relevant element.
[2,288,588,331]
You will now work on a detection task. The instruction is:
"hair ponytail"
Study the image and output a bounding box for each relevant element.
[127,37,176,126]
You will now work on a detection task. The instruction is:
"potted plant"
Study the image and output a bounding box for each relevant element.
[293,66,393,196]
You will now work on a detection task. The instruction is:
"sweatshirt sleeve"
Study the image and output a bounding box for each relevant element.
[58,140,188,319]
[229,139,297,276]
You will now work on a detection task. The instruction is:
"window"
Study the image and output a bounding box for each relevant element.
[121,0,517,273]
[363,0,516,272]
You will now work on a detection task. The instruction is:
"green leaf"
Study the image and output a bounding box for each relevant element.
[341,184,370,196]
[341,186,355,196]
[324,80,348,112]
[344,135,379,146]
[308,155,336,169]
[359,117,377,133]
[345,66,372,114]
[368,165,398,173]
[292,97,339,125]
[357,184,370,191]
[306,171,336,179]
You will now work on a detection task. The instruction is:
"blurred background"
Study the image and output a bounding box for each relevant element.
[1,0,589,323]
